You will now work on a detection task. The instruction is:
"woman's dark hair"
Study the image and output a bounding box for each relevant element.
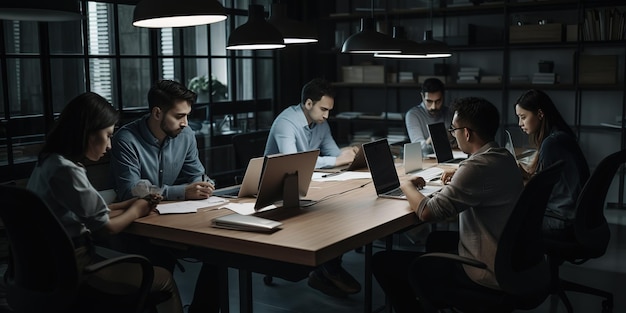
[452,96,500,142]
[301,78,335,104]
[515,89,574,172]
[148,79,197,113]
[39,92,118,162]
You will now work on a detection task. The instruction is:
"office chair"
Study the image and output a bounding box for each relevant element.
[544,149,626,313]
[0,185,154,313]
[409,161,563,313]
[232,130,270,170]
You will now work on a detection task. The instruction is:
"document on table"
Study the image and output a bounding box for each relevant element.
[312,171,372,182]
[155,196,229,214]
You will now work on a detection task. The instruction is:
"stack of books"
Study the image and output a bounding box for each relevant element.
[398,72,415,83]
[532,72,557,84]
[481,75,502,84]
[457,67,480,84]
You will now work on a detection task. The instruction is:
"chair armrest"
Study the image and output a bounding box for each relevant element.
[83,253,154,307]
[418,252,487,269]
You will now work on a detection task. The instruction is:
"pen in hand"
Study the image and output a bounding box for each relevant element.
[202,174,216,187]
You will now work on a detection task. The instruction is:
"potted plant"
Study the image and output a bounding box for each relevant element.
[188,75,210,103]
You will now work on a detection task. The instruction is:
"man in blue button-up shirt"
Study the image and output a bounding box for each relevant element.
[264,78,357,169]
[265,78,362,298]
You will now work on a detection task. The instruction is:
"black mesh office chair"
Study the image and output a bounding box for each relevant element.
[544,149,626,313]
[0,185,154,313]
[231,130,270,185]
[232,130,270,169]
[409,161,563,313]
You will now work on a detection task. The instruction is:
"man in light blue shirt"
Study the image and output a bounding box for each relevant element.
[265,78,361,298]
[110,80,220,313]
[264,78,356,169]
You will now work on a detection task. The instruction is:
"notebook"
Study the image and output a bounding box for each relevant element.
[315,144,367,173]
[428,122,467,165]
[364,138,442,200]
[212,157,264,198]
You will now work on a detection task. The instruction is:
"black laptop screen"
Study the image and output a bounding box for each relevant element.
[363,138,400,194]
[428,122,454,163]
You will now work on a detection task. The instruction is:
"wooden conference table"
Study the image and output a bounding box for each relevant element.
[124,162,429,313]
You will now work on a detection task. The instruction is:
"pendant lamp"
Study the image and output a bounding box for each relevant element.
[375,26,428,59]
[268,3,318,44]
[133,0,227,28]
[226,4,285,50]
[341,17,400,54]
[419,30,452,58]
[0,0,82,22]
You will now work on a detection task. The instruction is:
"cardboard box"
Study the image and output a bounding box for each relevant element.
[509,23,563,43]
[579,55,618,85]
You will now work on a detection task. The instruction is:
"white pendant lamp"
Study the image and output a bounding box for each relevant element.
[133,0,227,28]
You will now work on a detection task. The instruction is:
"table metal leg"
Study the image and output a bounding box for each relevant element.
[239,269,253,313]
[364,242,373,313]
[218,266,229,313]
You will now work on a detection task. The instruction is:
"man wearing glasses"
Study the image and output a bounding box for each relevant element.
[373,97,524,312]
[405,77,454,156]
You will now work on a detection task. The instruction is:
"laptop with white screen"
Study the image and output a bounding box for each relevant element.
[364,138,441,200]
[428,122,467,165]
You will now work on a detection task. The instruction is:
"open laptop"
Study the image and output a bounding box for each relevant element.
[212,157,264,198]
[315,144,367,173]
[428,122,467,165]
[404,142,445,180]
[403,142,423,175]
[364,138,442,200]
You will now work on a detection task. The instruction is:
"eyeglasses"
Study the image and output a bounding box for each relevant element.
[448,125,471,137]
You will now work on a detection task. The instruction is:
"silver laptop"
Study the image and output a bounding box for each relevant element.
[403,142,423,175]
[212,157,264,198]
[404,142,445,181]
[504,130,515,157]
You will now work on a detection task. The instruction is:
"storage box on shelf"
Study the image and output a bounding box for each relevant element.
[578,55,618,85]
[509,23,563,43]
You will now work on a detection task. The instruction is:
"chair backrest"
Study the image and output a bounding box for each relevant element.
[0,184,79,312]
[495,160,564,304]
[232,130,270,169]
[572,149,626,258]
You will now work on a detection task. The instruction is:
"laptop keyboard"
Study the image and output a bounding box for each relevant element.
[412,167,444,181]
[384,188,405,197]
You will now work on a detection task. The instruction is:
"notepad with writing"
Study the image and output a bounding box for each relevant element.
[211,214,282,232]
